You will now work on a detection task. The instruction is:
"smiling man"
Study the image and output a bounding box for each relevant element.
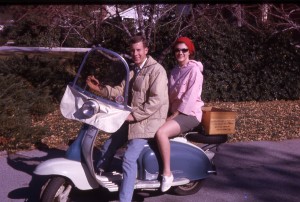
[86,34,169,202]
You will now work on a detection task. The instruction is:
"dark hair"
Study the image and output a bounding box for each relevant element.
[129,34,148,48]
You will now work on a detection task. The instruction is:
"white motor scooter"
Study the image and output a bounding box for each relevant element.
[34,46,228,202]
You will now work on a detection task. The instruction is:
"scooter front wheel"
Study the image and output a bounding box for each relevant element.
[172,180,203,195]
[40,176,74,202]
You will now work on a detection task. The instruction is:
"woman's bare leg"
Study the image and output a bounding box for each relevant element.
[156,120,181,176]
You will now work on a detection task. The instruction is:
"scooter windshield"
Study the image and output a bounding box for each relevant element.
[60,47,131,133]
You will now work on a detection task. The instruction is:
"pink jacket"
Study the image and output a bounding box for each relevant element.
[169,60,204,122]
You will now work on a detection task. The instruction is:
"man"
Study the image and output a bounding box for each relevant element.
[86,34,169,202]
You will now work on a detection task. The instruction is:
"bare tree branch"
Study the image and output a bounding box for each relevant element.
[114,5,132,38]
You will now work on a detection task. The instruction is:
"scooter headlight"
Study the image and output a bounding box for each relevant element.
[81,100,100,118]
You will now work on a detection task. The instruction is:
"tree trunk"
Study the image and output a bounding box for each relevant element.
[261,4,269,23]
[235,4,242,27]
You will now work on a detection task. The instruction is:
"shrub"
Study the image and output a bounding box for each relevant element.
[189,19,300,102]
[0,55,77,151]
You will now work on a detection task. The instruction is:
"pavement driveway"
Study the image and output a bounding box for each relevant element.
[1,138,300,202]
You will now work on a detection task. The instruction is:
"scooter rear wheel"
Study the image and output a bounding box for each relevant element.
[172,180,203,195]
[40,176,73,202]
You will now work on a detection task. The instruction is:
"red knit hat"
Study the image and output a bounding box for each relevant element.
[175,37,196,56]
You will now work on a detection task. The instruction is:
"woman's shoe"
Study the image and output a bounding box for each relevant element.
[161,174,174,192]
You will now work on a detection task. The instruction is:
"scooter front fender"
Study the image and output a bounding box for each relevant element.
[34,158,99,190]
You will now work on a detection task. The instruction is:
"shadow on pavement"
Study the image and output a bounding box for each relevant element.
[202,142,300,202]
[6,147,65,201]
[6,139,299,201]
[5,145,162,202]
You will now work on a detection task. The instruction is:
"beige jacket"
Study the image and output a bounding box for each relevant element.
[102,56,169,139]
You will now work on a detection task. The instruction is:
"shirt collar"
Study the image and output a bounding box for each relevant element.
[137,57,148,69]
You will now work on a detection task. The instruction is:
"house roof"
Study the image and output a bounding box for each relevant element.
[104,6,140,20]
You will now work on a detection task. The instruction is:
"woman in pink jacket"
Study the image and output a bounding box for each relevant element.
[156,37,204,192]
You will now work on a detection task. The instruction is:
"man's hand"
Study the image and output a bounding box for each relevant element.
[126,114,136,122]
[86,75,101,92]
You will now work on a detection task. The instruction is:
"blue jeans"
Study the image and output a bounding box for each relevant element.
[96,123,128,171]
[97,123,148,202]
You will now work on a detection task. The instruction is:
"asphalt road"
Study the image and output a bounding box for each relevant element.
[1,138,300,202]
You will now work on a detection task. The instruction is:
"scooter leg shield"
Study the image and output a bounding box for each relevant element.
[137,144,160,181]
[34,158,99,190]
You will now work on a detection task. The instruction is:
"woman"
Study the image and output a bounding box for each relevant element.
[155,37,204,192]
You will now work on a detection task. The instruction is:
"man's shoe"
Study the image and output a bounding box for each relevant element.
[96,167,105,175]
[161,174,174,192]
[95,173,109,182]
[95,168,109,181]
